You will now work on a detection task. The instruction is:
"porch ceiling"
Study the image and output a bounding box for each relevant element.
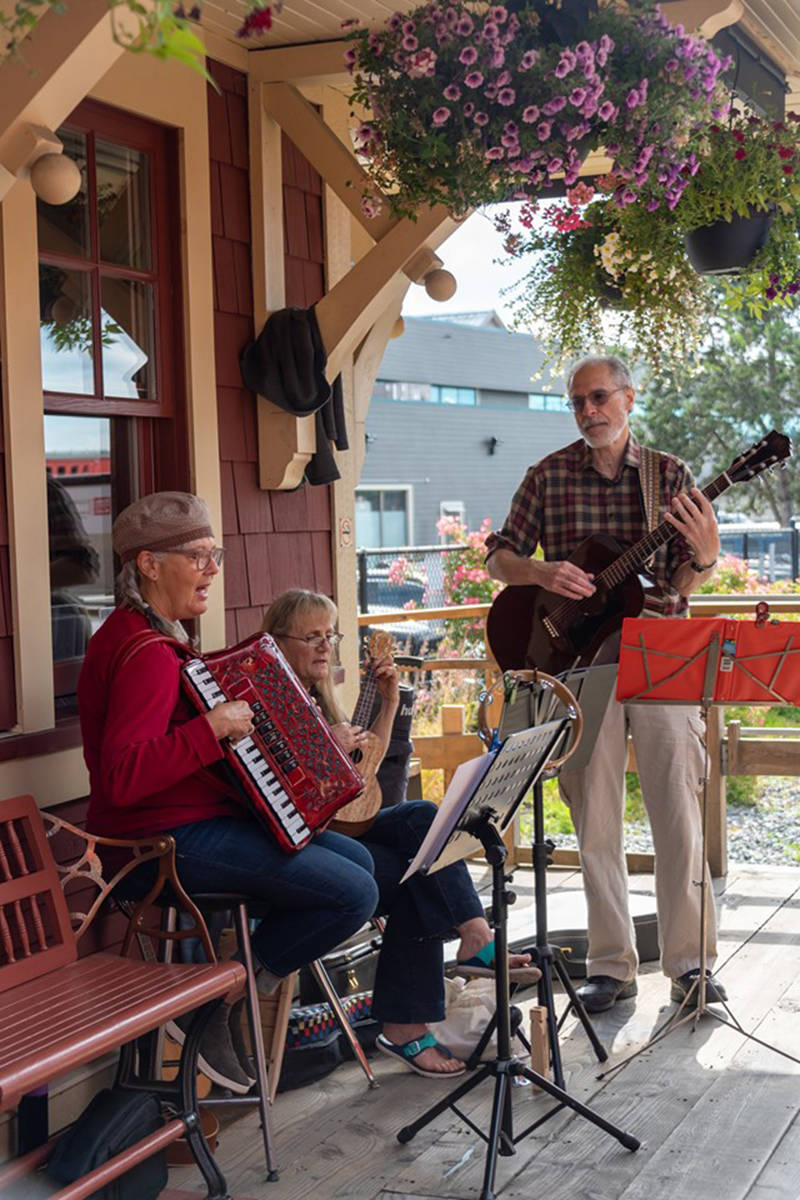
[203,0,800,107]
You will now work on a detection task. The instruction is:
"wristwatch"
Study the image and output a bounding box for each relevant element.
[689,557,717,573]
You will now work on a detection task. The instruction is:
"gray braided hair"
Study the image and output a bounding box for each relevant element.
[115,559,189,642]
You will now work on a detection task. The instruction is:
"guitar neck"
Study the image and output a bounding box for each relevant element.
[352,666,379,728]
[595,472,732,589]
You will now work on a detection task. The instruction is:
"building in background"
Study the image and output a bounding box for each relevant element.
[356,312,573,546]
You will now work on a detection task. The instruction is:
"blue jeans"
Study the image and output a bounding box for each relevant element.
[359,802,485,1024]
[167,818,378,977]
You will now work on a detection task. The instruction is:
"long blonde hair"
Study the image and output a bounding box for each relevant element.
[261,589,346,724]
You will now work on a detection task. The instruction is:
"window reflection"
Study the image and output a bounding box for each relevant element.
[45,416,113,709]
[36,129,89,259]
[39,266,94,396]
[96,138,151,270]
[100,277,155,400]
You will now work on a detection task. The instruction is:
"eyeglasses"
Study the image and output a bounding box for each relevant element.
[282,632,344,649]
[567,386,627,414]
[170,547,225,571]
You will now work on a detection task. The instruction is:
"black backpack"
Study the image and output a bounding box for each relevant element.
[47,1087,167,1200]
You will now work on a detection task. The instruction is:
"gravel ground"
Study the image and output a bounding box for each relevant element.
[551,776,800,866]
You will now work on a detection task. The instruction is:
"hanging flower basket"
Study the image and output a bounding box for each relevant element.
[497,183,712,375]
[684,209,773,276]
[345,1,730,219]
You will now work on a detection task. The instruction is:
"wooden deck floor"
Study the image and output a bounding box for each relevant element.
[169,862,800,1200]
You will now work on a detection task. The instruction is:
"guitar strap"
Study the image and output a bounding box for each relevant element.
[638,445,662,573]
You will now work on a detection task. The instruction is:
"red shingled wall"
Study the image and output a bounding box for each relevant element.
[0,403,15,731]
[207,61,333,649]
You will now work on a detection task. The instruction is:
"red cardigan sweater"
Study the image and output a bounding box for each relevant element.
[79,607,243,838]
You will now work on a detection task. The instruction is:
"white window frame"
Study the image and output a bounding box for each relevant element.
[355,485,414,549]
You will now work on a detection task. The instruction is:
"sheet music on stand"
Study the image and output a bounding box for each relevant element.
[402,718,567,883]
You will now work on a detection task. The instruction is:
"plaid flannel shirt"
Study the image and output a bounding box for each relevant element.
[485,435,695,617]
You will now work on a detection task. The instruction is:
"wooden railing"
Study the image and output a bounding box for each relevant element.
[359,594,800,876]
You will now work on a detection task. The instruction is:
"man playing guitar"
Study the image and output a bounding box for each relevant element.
[486,353,727,1014]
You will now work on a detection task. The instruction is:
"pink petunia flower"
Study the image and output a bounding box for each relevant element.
[402,34,418,51]
[474,111,489,126]
[522,105,540,123]
[464,70,484,88]
[537,120,552,140]
[485,146,505,160]
[498,88,515,105]
[456,15,474,36]
[443,83,460,101]
[520,49,539,70]
[459,45,478,65]
[432,106,451,126]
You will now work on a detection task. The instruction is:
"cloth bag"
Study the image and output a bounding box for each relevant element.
[430,977,526,1062]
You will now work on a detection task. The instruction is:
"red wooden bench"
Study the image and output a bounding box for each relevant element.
[0,793,246,1199]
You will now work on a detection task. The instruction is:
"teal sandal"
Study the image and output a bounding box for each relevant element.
[376,1032,466,1078]
[456,939,541,985]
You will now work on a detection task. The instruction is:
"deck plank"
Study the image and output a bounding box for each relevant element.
[164,864,800,1200]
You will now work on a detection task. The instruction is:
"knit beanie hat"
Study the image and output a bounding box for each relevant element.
[113,492,214,564]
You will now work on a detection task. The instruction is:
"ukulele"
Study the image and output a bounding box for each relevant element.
[486,431,791,674]
[328,630,395,837]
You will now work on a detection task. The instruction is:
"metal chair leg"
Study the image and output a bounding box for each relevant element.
[234,903,280,1181]
[309,958,378,1088]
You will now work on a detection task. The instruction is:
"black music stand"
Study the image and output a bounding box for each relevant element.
[396,719,639,1200]
[497,666,619,1080]
[598,621,800,1079]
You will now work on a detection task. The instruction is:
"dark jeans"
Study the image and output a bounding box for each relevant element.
[167,819,378,977]
[359,801,485,1024]
[165,801,485,1026]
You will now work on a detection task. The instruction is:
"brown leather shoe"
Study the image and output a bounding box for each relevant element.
[576,975,638,1013]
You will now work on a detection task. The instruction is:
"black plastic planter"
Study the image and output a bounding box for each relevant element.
[684,210,773,276]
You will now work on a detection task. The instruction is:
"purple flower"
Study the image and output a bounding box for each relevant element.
[464,70,484,88]
[547,157,563,173]
[463,101,475,116]
[554,49,577,78]
[490,48,505,67]
[537,121,552,141]
[474,111,489,126]
[765,286,778,300]
[665,57,679,72]
[506,144,521,158]
[432,107,451,126]
[522,105,540,123]
[402,20,415,35]
[503,120,517,134]
[569,87,587,106]
[456,15,474,36]
[625,87,642,110]
[484,84,498,100]
[483,21,499,38]
[542,96,567,115]
[496,69,511,86]
[485,146,505,160]
[598,100,617,122]
[498,87,515,105]
[501,131,519,148]
[443,83,461,100]
[402,34,418,51]
[489,5,507,21]
[459,45,478,65]
[387,14,401,32]
[647,197,660,211]
[520,49,539,70]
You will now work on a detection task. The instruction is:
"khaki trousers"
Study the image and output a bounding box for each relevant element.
[559,695,718,981]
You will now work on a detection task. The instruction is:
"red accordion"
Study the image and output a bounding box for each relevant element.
[180,633,365,852]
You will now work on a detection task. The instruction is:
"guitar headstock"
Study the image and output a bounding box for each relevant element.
[366,630,394,663]
[727,431,791,483]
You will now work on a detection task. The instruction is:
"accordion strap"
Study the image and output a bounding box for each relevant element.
[107,628,190,682]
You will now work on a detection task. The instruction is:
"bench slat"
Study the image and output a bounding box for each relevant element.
[0,953,244,1109]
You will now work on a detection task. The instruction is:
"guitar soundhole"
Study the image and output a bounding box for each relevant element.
[351,748,363,765]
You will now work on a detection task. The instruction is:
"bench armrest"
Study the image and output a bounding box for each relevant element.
[42,814,217,962]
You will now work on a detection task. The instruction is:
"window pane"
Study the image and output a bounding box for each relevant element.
[100,277,156,400]
[355,492,381,546]
[36,129,90,259]
[382,490,408,545]
[45,415,114,710]
[40,265,95,396]
[96,138,152,270]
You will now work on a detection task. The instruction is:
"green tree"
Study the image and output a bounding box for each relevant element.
[634,301,800,525]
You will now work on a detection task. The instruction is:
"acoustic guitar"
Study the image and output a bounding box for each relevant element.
[328,630,394,837]
[486,431,791,674]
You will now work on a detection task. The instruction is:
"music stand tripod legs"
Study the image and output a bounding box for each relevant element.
[397,818,639,1200]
